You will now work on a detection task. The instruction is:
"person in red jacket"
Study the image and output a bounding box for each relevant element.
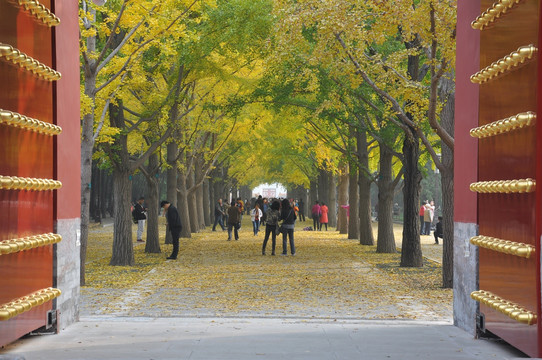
[311,201,321,231]
[419,201,426,235]
[320,203,329,231]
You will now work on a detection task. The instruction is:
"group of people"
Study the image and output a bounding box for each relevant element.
[419,200,443,244]
[212,196,298,255]
[211,197,247,240]
[137,195,443,260]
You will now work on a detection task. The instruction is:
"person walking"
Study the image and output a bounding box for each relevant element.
[133,197,147,242]
[227,200,241,241]
[280,198,297,256]
[250,204,263,236]
[297,199,305,222]
[320,202,329,231]
[262,200,280,255]
[161,200,182,260]
[311,201,321,231]
[212,198,226,231]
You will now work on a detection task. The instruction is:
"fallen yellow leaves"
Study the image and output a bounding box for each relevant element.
[82,219,452,320]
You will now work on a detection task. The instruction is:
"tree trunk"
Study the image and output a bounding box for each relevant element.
[358,129,374,245]
[348,166,359,240]
[376,146,396,253]
[301,186,308,220]
[328,173,337,228]
[441,166,453,287]
[144,152,161,253]
[107,102,135,266]
[79,37,97,285]
[164,137,178,246]
[309,179,318,218]
[80,129,94,285]
[100,170,108,219]
[440,81,455,288]
[110,167,135,266]
[400,131,423,267]
[90,162,99,222]
[187,169,199,233]
[203,178,211,226]
[166,141,178,207]
[177,168,192,238]
[337,164,348,234]
[318,169,329,206]
[212,172,222,204]
[196,182,205,230]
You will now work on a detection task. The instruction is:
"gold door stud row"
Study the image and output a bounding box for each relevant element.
[470,45,537,84]
[0,233,62,256]
[471,0,524,30]
[0,109,62,136]
[0,43,61,81]
[471,290,536,325]
[470,111,536,138]
[0,287,61,321]
[10,0,60,27]
[470,179,535,193]
[0,176,62,191]
[470,235,535,258]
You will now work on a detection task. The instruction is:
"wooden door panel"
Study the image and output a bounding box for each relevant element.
[0,0,61,347]
[472,0,541,357]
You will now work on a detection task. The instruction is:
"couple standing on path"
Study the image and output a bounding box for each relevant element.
[419,200,435,236]
[262,199,297,256]
[311,201,329,231]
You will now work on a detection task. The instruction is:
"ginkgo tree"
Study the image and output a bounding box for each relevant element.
[79,0,202,281]
[81,0,273,267]
[270,0,456,286]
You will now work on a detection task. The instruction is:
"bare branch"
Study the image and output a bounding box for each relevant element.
[92,98,111,141]
[95,0,131,67]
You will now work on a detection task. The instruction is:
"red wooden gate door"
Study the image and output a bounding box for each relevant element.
[0,0,62,346]
[470,0,541,357]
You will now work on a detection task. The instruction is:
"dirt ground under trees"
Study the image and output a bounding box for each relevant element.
[81,219,451,321]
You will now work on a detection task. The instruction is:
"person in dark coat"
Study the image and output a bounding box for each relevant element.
[297,199,305,222]
[280,198,297,255]
[161,200,182,260]
[227,200,241,241]
[262,200,280,255]
[434,216,443,245]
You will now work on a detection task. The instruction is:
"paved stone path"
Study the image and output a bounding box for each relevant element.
[80,223,451,321]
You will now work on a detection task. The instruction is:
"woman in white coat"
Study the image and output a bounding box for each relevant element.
[250,204,263,236]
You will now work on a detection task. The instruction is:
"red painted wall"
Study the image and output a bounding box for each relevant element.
[54,1,81,220]
[454,0,480,224]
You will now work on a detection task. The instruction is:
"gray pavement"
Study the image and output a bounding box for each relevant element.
[1,316,527,360]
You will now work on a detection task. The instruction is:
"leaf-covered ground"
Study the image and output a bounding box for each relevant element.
[81,218,451,321]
